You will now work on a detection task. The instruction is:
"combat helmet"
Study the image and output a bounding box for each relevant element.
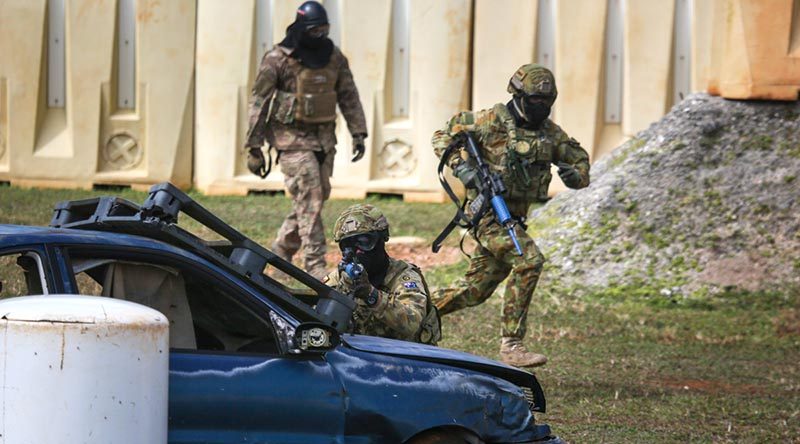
[333,204,390,242]
[507,64,558,105]
[295,1,328,29]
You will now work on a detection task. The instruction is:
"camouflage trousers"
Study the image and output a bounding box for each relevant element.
[272,149,333,279]
[433,221,545,339]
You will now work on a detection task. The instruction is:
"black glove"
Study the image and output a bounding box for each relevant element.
[351,134,366,162]
[453,161,480,189]
[247,147,268,179]
[557,162,581,187]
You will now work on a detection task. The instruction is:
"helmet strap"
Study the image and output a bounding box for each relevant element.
[512,96,529,122]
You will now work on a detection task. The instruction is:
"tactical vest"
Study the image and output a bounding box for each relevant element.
[493,104,554,203]
[272,62,338,124]
[385,262,442,346]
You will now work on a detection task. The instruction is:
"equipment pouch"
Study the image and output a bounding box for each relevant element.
[296,91,338,123]
[536,168,552,202]
[271,90,297,124]
[418,307,442,345]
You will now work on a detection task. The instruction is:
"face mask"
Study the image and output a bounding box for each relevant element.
[521,99,550,127]
[513,96,552,128]
[339,232,388,282]
[300,31,328,49]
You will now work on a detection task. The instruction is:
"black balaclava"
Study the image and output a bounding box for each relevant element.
[355,239,390,289]
[279,1,333,69]
[507,96,551,130]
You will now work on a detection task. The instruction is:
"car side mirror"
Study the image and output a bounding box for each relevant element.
[292,323,340,354]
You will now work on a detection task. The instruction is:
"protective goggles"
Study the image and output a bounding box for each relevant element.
[305,24,330,38]
[521,95,552,108]
[339,232,381,252]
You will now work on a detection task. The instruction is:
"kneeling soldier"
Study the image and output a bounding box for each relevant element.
[323,204,441,345]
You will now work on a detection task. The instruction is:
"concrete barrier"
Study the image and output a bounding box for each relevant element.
[711,0,800,100]
[0,0,195,190]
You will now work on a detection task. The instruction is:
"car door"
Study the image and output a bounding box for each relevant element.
[62,246,346,444]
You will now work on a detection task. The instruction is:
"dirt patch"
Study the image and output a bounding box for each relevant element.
[773,308,800,337]
[697,252,771,291]
[650,378,764,395]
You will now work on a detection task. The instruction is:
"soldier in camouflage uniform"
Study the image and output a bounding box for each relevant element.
[245,1,368,279]
[323,204,441,345]
[432,64,590,367]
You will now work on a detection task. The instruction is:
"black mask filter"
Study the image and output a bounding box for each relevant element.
[513,95,551,129]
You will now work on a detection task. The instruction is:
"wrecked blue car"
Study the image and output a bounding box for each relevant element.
[0,183,562,443]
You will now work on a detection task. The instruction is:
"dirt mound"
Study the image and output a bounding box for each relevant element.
[528,93,800,300]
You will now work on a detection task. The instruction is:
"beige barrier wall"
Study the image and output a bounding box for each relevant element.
[3,1,796,196]
[472,0,717,168]
[0,0,195,189]
[711,0,800,100]
[194,0,471,201]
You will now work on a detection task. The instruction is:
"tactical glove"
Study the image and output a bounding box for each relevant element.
[339,269,379,306]
[247,147,268,179]
[453,161,480,189]
[351,134,367,162]
[557,162,582,187]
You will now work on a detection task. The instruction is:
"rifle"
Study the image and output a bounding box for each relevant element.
[432,131,524,256]
[338,247,364,280]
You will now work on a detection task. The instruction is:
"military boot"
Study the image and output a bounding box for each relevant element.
[500,337,547,368]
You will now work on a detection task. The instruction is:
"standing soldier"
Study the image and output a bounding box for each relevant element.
[432,64,590,367]
[245,1,368,279]
[323,204,441,345]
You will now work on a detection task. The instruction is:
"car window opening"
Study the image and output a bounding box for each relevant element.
[69,257,279,355]
[0,251,48,298]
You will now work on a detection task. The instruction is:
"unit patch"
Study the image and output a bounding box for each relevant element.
[403,282,418,289]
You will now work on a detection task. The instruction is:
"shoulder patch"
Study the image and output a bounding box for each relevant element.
[403,281,418,289]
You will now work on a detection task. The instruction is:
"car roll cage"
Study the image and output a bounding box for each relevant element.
[49,182,355,333]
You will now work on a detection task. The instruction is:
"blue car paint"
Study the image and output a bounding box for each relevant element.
[169,352,346,443]
[0,224,554,443]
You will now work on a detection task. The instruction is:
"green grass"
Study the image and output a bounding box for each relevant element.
[1,185,798,442]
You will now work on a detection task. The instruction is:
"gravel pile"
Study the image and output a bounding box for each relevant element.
[529,93,800,300]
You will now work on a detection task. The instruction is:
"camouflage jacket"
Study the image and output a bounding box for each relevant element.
[323,258,440,345]
[432,103,590,217]
[246,45,367,152]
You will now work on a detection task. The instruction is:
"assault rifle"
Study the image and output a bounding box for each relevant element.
[432,131,524,256]
[339,247,365,280]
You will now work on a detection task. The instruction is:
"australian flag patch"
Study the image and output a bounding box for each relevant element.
[403,281,418,289]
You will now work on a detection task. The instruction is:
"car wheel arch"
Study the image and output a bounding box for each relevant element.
[404,426,485,444]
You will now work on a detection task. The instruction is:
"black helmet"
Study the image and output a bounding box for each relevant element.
[295,1,328,30]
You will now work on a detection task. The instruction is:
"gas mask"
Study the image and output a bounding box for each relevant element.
[512,95,552,129]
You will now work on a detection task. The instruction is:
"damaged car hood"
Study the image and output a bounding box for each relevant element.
[341,334,539,388]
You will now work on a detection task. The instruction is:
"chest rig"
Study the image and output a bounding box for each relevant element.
[272,58,339,124]
[492,104,553,203]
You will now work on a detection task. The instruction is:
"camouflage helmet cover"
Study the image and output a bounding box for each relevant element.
[507,63,558,103]
[333,204,390,242]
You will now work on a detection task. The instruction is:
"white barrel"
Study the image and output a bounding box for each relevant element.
[0,295,169,444]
